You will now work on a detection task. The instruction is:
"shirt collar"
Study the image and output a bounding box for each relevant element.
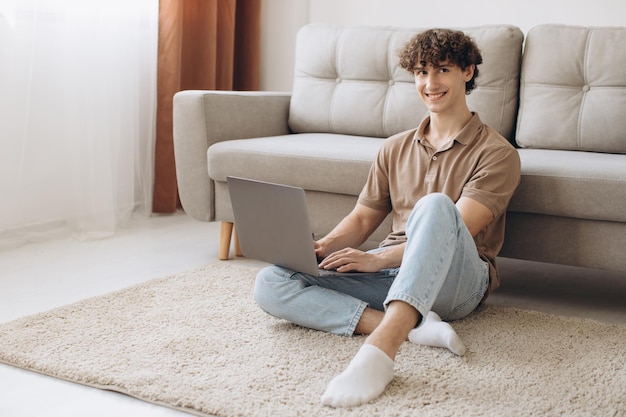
[414,112,482,146]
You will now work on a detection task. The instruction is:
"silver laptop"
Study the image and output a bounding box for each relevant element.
[227,176,366,276]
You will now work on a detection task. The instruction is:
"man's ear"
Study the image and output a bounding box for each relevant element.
[464,64,475,81]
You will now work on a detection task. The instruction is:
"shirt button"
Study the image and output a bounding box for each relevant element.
[432,155,438,161]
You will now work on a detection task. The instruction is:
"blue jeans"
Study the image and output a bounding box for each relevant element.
[253,193,489,336]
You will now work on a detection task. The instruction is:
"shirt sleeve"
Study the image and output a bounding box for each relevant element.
[357,142,393,213]
[461,144,521,218]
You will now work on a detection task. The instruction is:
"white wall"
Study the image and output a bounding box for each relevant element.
[260,0,626,91]
[259,0,310,91]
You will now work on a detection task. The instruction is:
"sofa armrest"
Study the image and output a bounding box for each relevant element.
[173,90,292,221]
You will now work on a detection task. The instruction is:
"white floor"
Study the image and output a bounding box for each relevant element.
[1,212,625,416]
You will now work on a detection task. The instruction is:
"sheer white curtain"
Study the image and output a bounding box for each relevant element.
[0,0,158,249]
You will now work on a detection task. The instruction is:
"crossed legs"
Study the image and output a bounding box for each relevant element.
[254,194,488,407]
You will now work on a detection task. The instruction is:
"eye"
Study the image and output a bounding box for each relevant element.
[439,67,449,73]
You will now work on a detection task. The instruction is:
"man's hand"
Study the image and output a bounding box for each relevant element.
[318,247,384,273]
[314,240,328,260]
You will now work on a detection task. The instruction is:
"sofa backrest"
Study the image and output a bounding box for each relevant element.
[288,24,524,140]
[516,24,626,154]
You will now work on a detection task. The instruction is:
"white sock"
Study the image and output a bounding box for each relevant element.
[408,311,466,356]
[321,343,394,407]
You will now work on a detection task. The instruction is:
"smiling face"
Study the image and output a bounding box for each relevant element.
[413,61,475,115]
[398,28,483,96]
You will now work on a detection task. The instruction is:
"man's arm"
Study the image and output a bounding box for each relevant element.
[315,203,392,272]
[455,196,494,237]
[316,203,387,256]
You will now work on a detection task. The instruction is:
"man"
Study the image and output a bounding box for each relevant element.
[253,28,521,407]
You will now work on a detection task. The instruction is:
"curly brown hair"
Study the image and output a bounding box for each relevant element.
[398,29,483,94]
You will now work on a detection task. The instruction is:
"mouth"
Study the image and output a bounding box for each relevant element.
[426,92,446,100]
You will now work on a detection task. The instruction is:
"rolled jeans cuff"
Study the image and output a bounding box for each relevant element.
[346,301,368,336]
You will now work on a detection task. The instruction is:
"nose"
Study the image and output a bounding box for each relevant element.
[427,71,442,86]
[417,72,438,90]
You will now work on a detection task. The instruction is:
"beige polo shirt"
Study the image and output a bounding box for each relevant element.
[358,113,521,292]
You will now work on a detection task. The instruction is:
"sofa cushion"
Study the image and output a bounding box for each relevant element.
[208,134,383,195]
[516,25,626,153]
[509,149,626,223]
[289,24,523,141]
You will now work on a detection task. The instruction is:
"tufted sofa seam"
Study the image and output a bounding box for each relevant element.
[382,31,396,138]
[521,174,625,183]
[496,28,517,140]
[210,147,377,163]
[328,28,342,134]
[577,29,592,150]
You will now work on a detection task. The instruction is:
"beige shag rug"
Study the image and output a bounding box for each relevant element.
[0,262,624,417]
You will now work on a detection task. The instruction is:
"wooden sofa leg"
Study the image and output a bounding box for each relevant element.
[233,225,242,257]
[219,222,234,260]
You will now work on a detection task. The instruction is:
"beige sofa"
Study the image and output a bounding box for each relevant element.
[173,23,626,275]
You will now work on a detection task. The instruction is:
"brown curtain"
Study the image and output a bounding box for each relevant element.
[153,0,261,213]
